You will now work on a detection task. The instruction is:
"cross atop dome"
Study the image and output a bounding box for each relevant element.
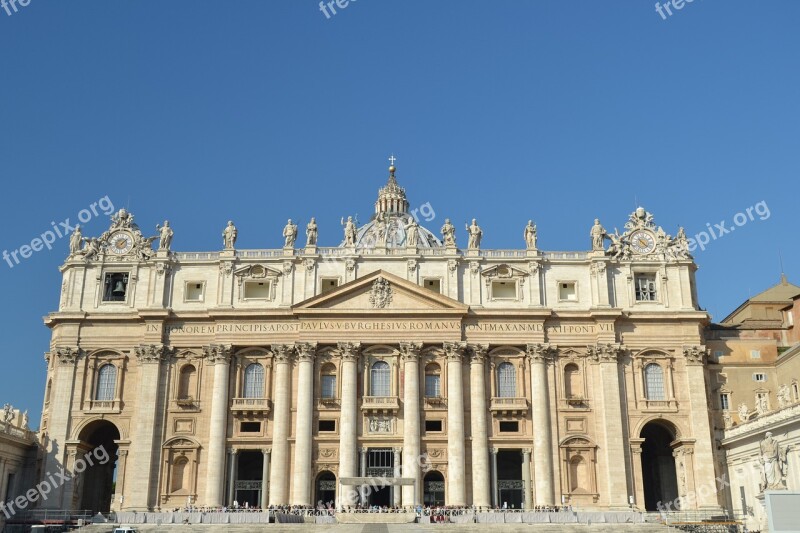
[376,155,408,215]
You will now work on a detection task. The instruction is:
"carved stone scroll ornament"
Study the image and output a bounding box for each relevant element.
[443,342,467,362]
[203,344,233,365]
[55,346,83,365]
[135,344,173,364]
[336,342,360,362]
[270,344,295,364]
[526,343,558,363]
[398,342,422,362]
[587,343,625,363]
[469,344,489,364]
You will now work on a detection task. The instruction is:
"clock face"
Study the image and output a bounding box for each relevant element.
[630,230,656,254]
[109,231,133,255]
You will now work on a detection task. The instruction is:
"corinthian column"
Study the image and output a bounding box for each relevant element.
[683,346,719,509]
[203,344,232,508]
[469,344,491,508]
[445,342,467,506]
[269,344,294,506]
[527,343,556,506]
[399,341,422,507]
[589,343,629,508]
[292,342,317,506]
[337,342,360,507]
[41,347,80,509]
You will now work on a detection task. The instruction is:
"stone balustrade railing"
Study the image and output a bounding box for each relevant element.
[0,421,35,442]
[723,401,800,440]
[169,248,590,261]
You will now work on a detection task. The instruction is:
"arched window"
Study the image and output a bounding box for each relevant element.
[321,363,337,399]
[243,363,265,398]
[178,365,196,400]
[497,362,516,397]
[370,361,391,396]
[424,363,441,398]
[564,363,583,399]
[171,457,189,493]
[95,364,117,401]
[45,380,52,404]
[644,363,666,400]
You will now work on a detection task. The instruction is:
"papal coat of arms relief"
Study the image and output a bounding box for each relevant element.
[369,277,393,309]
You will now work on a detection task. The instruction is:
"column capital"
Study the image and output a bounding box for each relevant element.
[444,342,467,362]
[227,447,238,455]
[262,448,271,455]
[526,343,557,363]
[203,344,233,365]
[521,448,532,457]
[393,447,403,455]
[336,342,361,362]
[55,346,83,365]
[398,342,423,361]
[587,343,626,363]
[270,344,295,364]
[360,447,369,455]
[490,447,499,455]
[295,342,317,363]
[468,344,489,363]
[683,345,708,366]
[136,344,172,364]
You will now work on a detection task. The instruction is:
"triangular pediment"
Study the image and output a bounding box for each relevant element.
[293,270,468,314]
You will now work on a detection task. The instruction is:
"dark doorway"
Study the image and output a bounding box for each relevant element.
[77,421,120,513]
[235,451,264,508]
[423,471,445,506]
[641,422,679,511]
[316,471,336,507]
[497,449,524,509]
[366,448,394,507]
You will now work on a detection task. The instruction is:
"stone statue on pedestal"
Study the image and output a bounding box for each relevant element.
[759,432,789,491]
[777,384,792,408]
[404,217,419,247]
[441,219,456,247]
[156,221,173,251]
[342,216,357,247]
[738,403,749,423]
[283,219,298,248]
[756,395,769,416]
[524,220,537,250]
[69,225,83,256]
[590,219,607,251]
[466,219,482,250]
[306,218,318,246]
[222,221,238,250]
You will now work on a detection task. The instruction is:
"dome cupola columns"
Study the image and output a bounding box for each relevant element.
[374,155,410,216]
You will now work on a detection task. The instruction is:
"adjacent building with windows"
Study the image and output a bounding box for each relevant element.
[38,164,722,513]
[706,276,800,530]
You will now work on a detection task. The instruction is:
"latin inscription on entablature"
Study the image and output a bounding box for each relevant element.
[464,321,614,342]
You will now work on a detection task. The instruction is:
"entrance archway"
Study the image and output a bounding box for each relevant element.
[315,471,336,507]
[423,471,445,506]
[77,420,120,513]
[640,422,679,511]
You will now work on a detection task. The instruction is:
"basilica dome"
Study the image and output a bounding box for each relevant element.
[341,165,443,249]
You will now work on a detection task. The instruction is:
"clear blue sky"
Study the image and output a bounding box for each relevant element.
[1,1,798,424]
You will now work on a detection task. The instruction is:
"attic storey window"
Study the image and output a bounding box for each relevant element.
[103,273,129,302]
